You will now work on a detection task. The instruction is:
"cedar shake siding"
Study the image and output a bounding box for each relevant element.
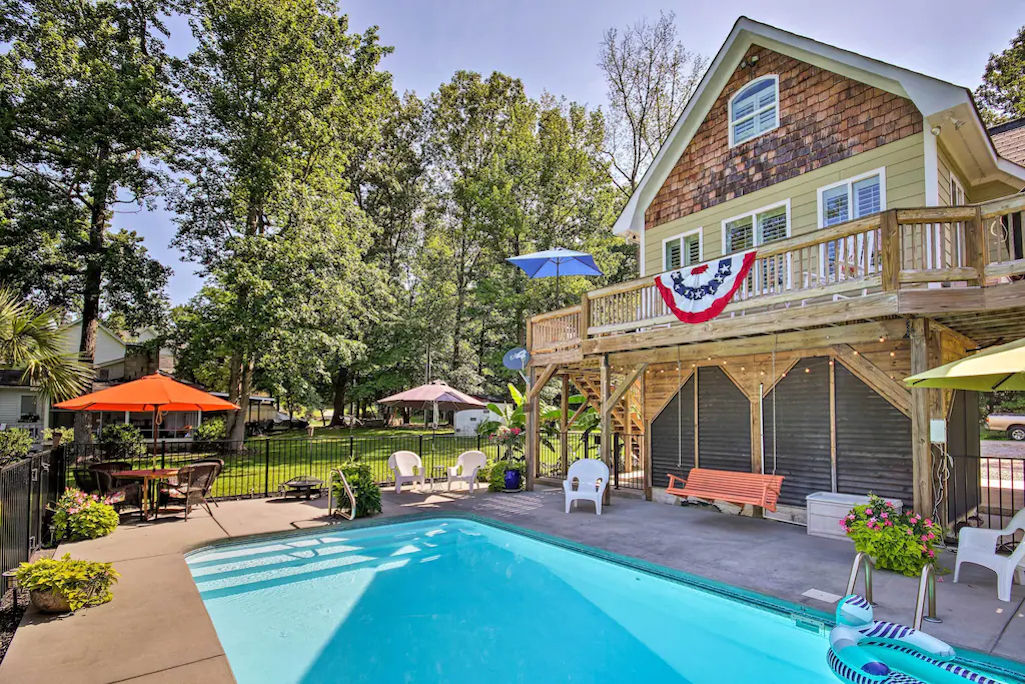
[644,46,923,231]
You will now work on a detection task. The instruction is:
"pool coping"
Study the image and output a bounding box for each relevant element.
[186,511,1025,683]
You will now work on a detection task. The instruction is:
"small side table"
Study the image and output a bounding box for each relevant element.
[430,465,447,492]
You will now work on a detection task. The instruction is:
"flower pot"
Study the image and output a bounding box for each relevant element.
[30,589,72,614]
[503,468,522,492]
[51,433,63,450]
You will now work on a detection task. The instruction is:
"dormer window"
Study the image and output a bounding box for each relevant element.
[729,75,779,146]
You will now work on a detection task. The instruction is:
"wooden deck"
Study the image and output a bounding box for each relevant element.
[528,194,1025,363]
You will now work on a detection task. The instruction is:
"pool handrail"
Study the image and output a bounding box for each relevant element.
[329,467,356,521]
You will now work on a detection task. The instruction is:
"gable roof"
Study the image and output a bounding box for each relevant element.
[613,16,1025,238]
[991,118,1025,166]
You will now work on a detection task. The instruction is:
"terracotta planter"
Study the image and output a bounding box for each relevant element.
[30,589,72,614]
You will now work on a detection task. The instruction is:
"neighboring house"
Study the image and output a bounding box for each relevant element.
[0,321,179,440]
[990,118,1025,167]
[523,17,1025,525]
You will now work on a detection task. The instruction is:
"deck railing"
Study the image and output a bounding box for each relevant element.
[528,193,1025,350]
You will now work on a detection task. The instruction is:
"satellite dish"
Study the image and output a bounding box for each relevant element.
[503,347,530,371]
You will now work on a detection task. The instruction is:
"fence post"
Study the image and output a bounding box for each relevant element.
[160,441,166,469]
[349,435,354,461]
[264,439,271,497]
[614,433,620,489]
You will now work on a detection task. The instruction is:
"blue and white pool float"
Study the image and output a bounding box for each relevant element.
[827,595,1006,684]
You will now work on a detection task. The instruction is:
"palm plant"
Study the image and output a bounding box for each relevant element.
[0,289,91,401]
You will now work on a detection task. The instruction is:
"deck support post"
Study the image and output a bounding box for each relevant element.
[910,318,933,517]
[560,375,569,478]
[525,364,538,492]
[600,355,612,505]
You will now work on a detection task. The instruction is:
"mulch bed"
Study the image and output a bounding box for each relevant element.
[0,588,28,666]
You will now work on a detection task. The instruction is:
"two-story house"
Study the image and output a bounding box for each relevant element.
[523,17,1025,525]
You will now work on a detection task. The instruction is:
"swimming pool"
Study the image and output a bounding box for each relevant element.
[186,516,1020,684]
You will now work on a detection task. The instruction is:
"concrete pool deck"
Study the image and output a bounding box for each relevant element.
[1,486,1023,683]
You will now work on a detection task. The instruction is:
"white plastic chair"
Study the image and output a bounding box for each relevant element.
[447,450,487,493]
[563,459,610,515]
[954,508,1025,601]
[387,450,425,494]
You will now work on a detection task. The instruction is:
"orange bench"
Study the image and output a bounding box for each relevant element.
[666,469,785,512]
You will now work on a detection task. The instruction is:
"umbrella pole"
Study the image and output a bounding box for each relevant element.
[555,260,560,307]
[152,407,159,469]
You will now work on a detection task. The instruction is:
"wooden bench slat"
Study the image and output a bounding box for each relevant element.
[665,469,785,512]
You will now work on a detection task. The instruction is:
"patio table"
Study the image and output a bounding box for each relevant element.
[112,468,179,521]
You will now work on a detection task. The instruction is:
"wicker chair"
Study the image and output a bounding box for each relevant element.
[88,462,143,513]
[158,460,222,520]
[73,469,100,494]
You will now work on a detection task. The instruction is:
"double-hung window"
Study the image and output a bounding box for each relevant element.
[949,174,966,206]
[722,201,791,293]
[663,229,702,271]
[729,76,779,146]
[817,168,886,279]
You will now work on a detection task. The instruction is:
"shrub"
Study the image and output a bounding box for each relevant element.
[487,460,524,492]
[51,489,120,542]
[98,423,145,460]
[332,462,381,518]
[841,494,942,576]
[0,428,33,465]
[15,554,119,611]
[194,417,227,441]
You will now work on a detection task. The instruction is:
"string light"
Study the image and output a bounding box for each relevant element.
[889,351,896,357]
[879,337,886,343]
[853,350,860,356]
[805,368,810,373]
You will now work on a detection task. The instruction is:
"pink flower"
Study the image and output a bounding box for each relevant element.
[885,520,893,526]
[921,535,930,543]
[927,549,936,558]
[926,532,935,540]
[880,512,888,519]
[906,529,913,535]
[924,519,933,528]
[865,508,873,515]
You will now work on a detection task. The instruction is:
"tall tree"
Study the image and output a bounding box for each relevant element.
[976,25,1025,125]
[598,11,706,196]
[172,0,393,441]
[0,0,179,356]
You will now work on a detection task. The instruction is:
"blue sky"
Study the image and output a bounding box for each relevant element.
[132,0,1025,304]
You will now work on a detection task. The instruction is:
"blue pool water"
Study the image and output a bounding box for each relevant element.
[185,517,1006,684]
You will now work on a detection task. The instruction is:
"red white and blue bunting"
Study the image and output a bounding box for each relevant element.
[654,250,757,324]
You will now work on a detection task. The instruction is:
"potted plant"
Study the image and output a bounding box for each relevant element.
[840,494,942,576]
[43,426,73,450]
[486,426,525,491]
[15,554,119,613]
[51,489,120,542]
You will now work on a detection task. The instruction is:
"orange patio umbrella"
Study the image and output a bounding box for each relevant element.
[55,373,240,455]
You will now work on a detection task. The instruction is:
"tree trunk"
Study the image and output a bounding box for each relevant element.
[328,366,350,427]
[224,348,243,441]
[74,184,109,445]
[226,352,251,444]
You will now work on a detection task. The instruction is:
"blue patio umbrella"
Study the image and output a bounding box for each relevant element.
[506,248,603,302]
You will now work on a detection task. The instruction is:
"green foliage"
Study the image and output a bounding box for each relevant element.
[332,462,382,518]
[976,26,1025,125]
[51,489,120,542]
[841,495,941,577]
[0,290,91,401]
[98,423,145,460]
[0,0,176,339]
[0,428,33,465]
[194,417,227,442]
[487,459,524,492]
[15,553,119,611]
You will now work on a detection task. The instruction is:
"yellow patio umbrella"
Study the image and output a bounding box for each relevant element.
[904,337,1025,391]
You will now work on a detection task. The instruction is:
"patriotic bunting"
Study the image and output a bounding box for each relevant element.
[654,250,757,324]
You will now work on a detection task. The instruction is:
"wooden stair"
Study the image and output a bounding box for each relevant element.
[568,372,644,434]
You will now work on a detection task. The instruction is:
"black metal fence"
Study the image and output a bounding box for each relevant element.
[0,449,65,575]
[534,432,644,491]
[66,435,508,500]
[944,453,1024,542]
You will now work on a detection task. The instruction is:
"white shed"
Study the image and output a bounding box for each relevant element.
[454,405,506,436]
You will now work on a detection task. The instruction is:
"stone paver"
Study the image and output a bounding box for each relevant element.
[1,487,1023,684]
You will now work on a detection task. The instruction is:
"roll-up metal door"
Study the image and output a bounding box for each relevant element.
[697,367,750,473]
[650,376,695,487]
[762,357,832,507]
[835,363,913,502]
